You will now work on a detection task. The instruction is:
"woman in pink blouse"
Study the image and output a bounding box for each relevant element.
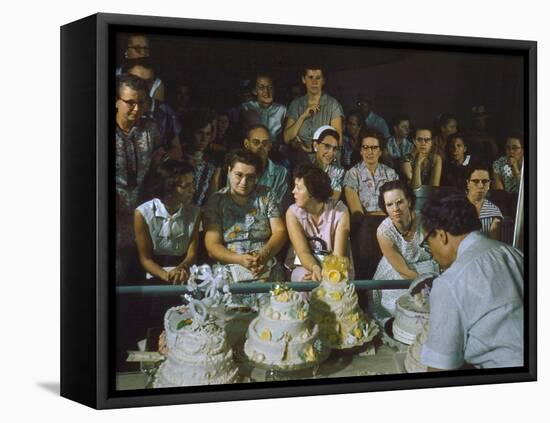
[285,164,354,281]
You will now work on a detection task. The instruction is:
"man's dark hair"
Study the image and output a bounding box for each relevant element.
[378,180,415,212]
[116,73,147,96]
[302,67,325,78]
[245,124,270,140]
[413,126,433,139]
[226,148,264,176]
[390,114,410,129]
[358,127,387,152]
[293,164,332,203]
[421,192,481,236]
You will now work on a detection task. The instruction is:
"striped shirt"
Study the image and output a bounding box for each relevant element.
[479,199,503,235]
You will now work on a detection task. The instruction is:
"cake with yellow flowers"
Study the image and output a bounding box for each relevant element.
[154,300,239,387]
[244,285,327,371]
[310,255,377,349]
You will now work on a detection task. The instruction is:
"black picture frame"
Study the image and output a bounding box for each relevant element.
[60,12,536,409]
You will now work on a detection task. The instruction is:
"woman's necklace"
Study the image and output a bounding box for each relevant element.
[394,216,414,238]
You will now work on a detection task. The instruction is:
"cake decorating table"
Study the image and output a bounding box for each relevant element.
[115,280,412,390]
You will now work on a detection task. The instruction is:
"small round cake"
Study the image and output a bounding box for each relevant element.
[405,320,429,373]
[244,285,327,371]
[154,301,239,387]
[392,291,430,345]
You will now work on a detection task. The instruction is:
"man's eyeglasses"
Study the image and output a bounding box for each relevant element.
[249,139,272,148]
[361,145,380,151]
[318,142,340,152]
[469,178,491,186]
[127,45,150,53]
[415,137,432,143]
[420,229,434,250]
[506,145,522,151]
[118,97,146,109]
[256,85,273,92]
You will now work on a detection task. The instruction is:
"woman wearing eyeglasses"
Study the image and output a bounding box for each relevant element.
[465,163,503,240]
[343,128,399,279]
[285,164,354,281]
[402,127,443,188]
[492,134,524,194]
[311,125,345,201]
[344,128,399,218]
[203,149,288,285]
[369,180,439,318]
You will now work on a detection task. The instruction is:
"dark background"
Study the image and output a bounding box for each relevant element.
[118,31,524,151]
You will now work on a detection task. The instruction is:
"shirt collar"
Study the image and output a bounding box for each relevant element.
[153,198,182,219]
[456,231,484,258]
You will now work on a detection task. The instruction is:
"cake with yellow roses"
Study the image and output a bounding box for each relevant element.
[154,300,239,387]
[244,285,327,371]
[310,255,378,349]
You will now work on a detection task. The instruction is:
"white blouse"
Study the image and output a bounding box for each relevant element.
[136,198,200,256]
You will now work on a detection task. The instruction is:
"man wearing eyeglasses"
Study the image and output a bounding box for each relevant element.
[419,193,524,370]
[243,125,291,212]
[115,75,164,280]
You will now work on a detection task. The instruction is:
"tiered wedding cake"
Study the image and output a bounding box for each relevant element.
[244,285,326,371]
[154,300,239,387]
[310,255,377,349]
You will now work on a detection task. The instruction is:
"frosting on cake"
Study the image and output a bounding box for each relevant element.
[244,285,326,370]
[310,255,377,349]
[405,320,429,373]
[154,300,239,387]
[392,291,430,345]
[392,274,434,345]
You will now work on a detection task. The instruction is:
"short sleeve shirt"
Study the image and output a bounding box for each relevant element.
[420,232,524,369]
[343,162,399,212]
[493,156,521,194]
[287,93,344,148]
[115,118,162,214]
[241,101,287,144]
[257,159,291,211]
[136,198,200,256]
[203,185,281,254]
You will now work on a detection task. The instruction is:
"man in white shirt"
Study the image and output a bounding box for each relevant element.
[420,192,524,370]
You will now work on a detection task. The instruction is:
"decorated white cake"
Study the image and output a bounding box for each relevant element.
[310,255,377,349]
[391,274,434,345]
[154,300,239,387]
[405,320,429,373]
[244,285,327,371]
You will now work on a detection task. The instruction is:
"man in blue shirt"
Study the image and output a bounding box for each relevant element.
[243,124,291,213]
[420,193,524,370]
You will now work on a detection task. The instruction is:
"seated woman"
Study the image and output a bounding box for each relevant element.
[402,126,443,189]
[369,180,439,318]
[493,134,524,194]
[466,163,503,240]
[203,149,288,283]
[344,128,399,279]
[134,160,200,284]
[441,133,472,189]
[311,125,345,200]
[285,164,354,281]
[344,128,399,217]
